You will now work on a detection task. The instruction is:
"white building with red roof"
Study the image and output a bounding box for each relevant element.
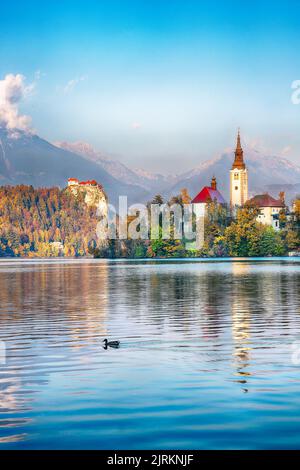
[191,176,226,209]
[246,194,285,230]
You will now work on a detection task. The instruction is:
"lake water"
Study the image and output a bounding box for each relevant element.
[0,257,300,449]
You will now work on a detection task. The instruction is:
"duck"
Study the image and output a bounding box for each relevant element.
[103,339,120,349]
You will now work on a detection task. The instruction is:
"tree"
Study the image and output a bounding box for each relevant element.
[279,197,300,253]
[259,226,285,256]
[219,206,262,256]
[151,194,164,205]
[204,200,229,255]
[180,188,191,205]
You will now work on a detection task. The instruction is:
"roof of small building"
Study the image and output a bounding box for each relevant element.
[191,186,226,204]
[246,194,285,208]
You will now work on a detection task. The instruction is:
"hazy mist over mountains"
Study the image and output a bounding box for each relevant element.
[1,126,300,205]
[0,127,148,205]
[55,140,177,193]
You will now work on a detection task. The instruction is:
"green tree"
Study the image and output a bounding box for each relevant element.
[220,206,261,256]
[259,226,285,256]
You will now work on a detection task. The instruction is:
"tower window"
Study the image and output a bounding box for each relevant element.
[234,173,239,180]
[235,186,238,190]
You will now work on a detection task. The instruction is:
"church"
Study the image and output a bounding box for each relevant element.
[191,130,285,230]
[191,130,248,209]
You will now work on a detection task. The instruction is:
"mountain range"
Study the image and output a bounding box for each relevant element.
[0,127,148,205]
[1,126,300,205]
[55,140,176,193]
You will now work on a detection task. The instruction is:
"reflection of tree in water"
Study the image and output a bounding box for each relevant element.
[0,261,109,430]
[0,261,109,337]
[198,272,230,340]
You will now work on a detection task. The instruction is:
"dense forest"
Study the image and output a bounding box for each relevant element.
[0,185,299,258]
[0,185,99,257]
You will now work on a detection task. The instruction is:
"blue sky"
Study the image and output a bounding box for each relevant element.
[0,0,300,173]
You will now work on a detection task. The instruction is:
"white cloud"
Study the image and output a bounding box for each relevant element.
[0,73,35,131]
[64,75,87,94]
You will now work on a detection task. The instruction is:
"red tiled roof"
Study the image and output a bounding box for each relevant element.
[191,186,226,204]
[79,180,98,185]
[246,194,284,208]
[68,178,102,189]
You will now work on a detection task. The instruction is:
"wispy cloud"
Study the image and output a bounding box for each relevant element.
[64,75,87,94]
[281,145,292,156]
[0,73,35,131]
[132,122,142,130]
[34,69,45,81]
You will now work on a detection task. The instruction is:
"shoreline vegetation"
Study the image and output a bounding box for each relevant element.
[0,256,300,263]
[0,185,299,259]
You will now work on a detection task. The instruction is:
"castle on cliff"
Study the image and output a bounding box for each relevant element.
[67,177,107,209]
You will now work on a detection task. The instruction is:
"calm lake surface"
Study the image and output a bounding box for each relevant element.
[0,257,300,449]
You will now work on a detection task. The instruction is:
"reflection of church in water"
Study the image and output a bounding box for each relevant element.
[230,263,252,389]
[229,262,297,390]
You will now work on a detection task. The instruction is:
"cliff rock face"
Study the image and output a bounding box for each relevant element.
[67,178,107,209]
[66,179,109,249]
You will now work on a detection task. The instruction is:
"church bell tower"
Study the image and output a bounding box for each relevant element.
[230,130,248,208]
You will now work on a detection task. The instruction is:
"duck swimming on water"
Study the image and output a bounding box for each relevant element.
[103,339,120,349]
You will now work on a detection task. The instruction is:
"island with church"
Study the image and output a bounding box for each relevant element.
[90,130,299,258]
[191,130,287,232]
[0,131,299,258]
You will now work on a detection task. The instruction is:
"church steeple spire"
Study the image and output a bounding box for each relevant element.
[237,128,241,149]
[232,128,245,170]
[230,129,248,208]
